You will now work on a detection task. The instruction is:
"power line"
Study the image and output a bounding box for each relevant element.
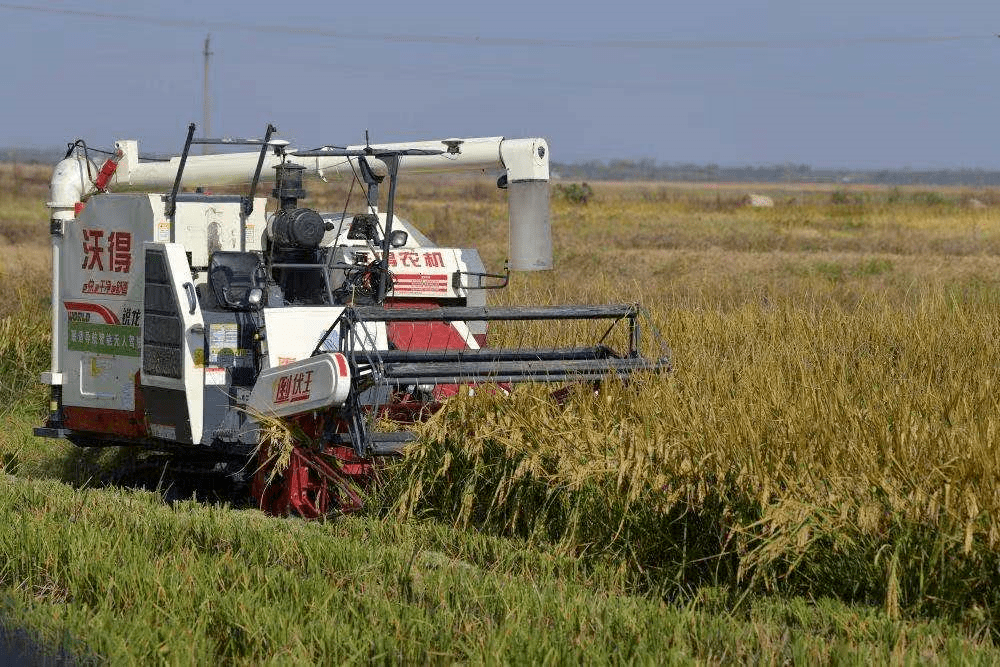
[0,2,992,50]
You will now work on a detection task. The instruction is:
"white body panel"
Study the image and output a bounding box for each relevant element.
[140,243,205,443]
[386,247,463,299]
[57,195,264,434]
[173,199,266,264]
[263,307,345,367]
[333,246,468,300]
[60,195,154,414]
[247,354,350,418]
[262,307,389,368]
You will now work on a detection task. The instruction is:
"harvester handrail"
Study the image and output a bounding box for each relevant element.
[349,304,639,322]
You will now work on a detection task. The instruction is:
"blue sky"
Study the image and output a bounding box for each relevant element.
[1,1,998,168]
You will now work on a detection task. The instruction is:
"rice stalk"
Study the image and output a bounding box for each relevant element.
[374,293,1000,627]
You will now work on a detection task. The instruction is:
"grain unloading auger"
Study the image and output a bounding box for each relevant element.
[35,123,670,517]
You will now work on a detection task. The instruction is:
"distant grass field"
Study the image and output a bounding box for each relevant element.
[3,160,1000,662]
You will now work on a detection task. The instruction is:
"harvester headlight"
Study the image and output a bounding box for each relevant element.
[389,230,408,247]
[248,287,264,309]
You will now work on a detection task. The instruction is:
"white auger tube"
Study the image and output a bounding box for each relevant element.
[118,136,551,270]
[47,135,553,273]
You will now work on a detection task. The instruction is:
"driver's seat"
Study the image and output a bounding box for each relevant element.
[208,251,267,311]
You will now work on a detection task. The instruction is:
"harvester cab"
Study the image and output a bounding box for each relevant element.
[35,123,670,516]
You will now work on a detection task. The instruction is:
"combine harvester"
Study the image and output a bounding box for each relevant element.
[35,124,669,516]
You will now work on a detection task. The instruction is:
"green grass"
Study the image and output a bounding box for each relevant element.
[1,475,997,664]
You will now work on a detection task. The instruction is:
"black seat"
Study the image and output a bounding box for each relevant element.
[208,251,267,311]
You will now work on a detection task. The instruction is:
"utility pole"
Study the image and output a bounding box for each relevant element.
[202,34,212,154]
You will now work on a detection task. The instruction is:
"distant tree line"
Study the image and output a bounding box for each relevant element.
[553,159,1000,187]
[2,147,66,164]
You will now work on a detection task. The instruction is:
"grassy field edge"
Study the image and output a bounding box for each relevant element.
[0,472,996,664]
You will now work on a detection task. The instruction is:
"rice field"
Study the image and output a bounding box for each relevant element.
[3,160,1000,662]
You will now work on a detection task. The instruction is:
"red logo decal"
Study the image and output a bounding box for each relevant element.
[274,370,314,404]
[82,229,133,273]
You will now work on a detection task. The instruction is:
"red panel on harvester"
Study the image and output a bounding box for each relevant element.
[384,300,470,352]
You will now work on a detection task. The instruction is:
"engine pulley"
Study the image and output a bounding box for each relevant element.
[270,207,326,249]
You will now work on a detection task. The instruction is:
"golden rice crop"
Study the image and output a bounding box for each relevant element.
[379,289,1000,625]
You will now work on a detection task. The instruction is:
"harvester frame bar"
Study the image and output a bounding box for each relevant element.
[350,304,639,322]
[375,358,662,385]
[349,303,644,360]
[368,346,619,363]
[330,304,669,459]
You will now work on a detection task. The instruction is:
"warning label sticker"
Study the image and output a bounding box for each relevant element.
[393,273,449,295]
[209,323,239,363]
[156,221,171,242]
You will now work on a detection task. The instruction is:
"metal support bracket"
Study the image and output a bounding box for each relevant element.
[452,266,510,291]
